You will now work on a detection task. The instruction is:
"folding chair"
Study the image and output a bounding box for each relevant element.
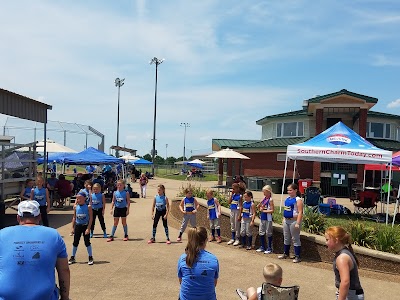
[354,190,378,215]
[303,186,323,212]
[350,183,363,202]
[5,196,21,212]
[261,282,300,300]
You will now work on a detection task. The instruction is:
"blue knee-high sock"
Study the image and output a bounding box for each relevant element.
[260,235,266,249]
[241,236,246,245]
[284,244,290,255]
[248,236,252,247]
[216,229,221,237]
[211,229,215,237]
[86,245,92,256]
[178,231,182,238]
[267,236,273,250]
[294,246,301,257]
[72,246,77,257]
[164,226,169,239]
[123,225,128,236]
[152,227,157,238]
[111,226,117,237]
[232,232,235,240]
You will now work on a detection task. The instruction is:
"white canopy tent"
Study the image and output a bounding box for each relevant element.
[282,122,393,224]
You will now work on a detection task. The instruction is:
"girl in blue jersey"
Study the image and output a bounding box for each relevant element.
[227,183,242,246]
[256,185,274,254]
[206,189,222,243]
[108,180,131,242]
[90,183,107,238]
[30,177,50,227]
[20,178,34,200]
[177,187,199,242]
[239,191,255,250]
[278,183,303,263]
[325,226,364,300]
[70,180,92,236]
[68,191,94,265]
[148,184,171,244]
[177,226,219,300]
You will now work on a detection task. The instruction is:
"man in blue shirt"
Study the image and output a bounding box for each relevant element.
[0,201,70,300]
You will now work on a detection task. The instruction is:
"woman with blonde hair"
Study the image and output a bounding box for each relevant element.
[177,226,219,300]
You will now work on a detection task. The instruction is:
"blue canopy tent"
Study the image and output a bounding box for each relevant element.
[37,152,75,164]
[184,162,204,169]
[63,147,124,165]
[130,158,153,165]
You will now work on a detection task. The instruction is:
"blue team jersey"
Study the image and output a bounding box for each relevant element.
[242,201,252,218]
[155,195,167,211]
[75,204,90,225]
[260,197,272,221]
[114,190,128,208]
[23,187,32,199]
[177,249,219,300]
[91,192,103,210]
[0,225,67,300]
[33,187,47,206]
[183,197,195,212]
[207,198,218,220]
[230,193,241,210]
[283,196,297,219]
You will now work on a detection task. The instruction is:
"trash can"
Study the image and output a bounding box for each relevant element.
[298,179,313,195]
[270,180,280,194]
[256,178,265,191]
[247,177,258,191]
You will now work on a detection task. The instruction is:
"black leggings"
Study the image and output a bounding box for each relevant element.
[73,224,91,247]
[39,206,49,227]
[153,209,168,228]
[91,208,106,232]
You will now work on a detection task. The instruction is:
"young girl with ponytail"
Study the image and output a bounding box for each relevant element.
[177,226,219,300]
[325,226,364,300]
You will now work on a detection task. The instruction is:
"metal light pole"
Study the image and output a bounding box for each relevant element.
[150,57,164,176]
[165,143,168,160]
[115,77,125,157]
[181,123,190,163]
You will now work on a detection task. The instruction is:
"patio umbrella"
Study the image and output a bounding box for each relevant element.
[206,148,250,159]
[189,159,206,164]
[120,155,140,162]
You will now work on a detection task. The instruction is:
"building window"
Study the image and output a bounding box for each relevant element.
[276,122,304,137]
[366,122,391,139]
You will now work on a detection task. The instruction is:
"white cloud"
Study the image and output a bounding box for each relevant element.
[387,99,400,108]
[370,54,400,67]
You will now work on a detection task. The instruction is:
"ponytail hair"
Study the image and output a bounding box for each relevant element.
[325,226,359,266]
[185,227,208,268]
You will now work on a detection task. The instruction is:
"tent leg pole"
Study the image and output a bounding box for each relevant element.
[280,156,289,213]
[386,163,393,225]
[392,186,400,227]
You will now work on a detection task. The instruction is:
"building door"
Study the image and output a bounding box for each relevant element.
[327,118,342,129]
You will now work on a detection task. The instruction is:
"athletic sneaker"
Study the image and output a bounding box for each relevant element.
[278,253,289,259]
[293,256,301,263]
[123,236,129,241]
[177,237,182,242]
[103,233,108,238]
[166,239,171,245]
[208,236,216,242]
[69,232,74,236]
[68,256,76,265]
[264,249,273,254]
[227,239,235,245]
[246,246,252,250]
[148,238,155,244]
[233,239,240,246]
[256,247,265,252]
[216,237,222,243]
[88,256,94,265]
[236,288,248,300]
[107,236,114,242]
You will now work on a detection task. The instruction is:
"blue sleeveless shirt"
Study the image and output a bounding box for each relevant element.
[230,193,241,210]
[283,197,298,219]
[242,201,252,219]
[33,187,47,206]
[260,197,272,221]
[91,192,103,210]
[207,198,218,220]
[183,197,195,212]
[155,195,167,211]
[23,187,32,199]
[75,204,89,225]
[114,190,128,208]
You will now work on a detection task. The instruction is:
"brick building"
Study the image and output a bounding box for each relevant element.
[212,89,400,196]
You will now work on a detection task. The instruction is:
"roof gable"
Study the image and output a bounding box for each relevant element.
[306,89,378,104]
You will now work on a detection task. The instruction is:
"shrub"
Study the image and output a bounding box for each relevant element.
[177,183,228,205]
[302,206,328,235]
[344,221,376,249]
[373,225,400,254]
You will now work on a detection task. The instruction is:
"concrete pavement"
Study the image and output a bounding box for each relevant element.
[46,177,400,299]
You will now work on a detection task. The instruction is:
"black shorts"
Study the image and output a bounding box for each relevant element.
[114,207,127,218]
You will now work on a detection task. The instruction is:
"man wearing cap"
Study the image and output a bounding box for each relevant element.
[0,200,70,300]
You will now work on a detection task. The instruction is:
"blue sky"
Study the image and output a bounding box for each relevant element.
[1,0,400,158]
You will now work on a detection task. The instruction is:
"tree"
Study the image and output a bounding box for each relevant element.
[143,154,152,162]
[165,156,177,165]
